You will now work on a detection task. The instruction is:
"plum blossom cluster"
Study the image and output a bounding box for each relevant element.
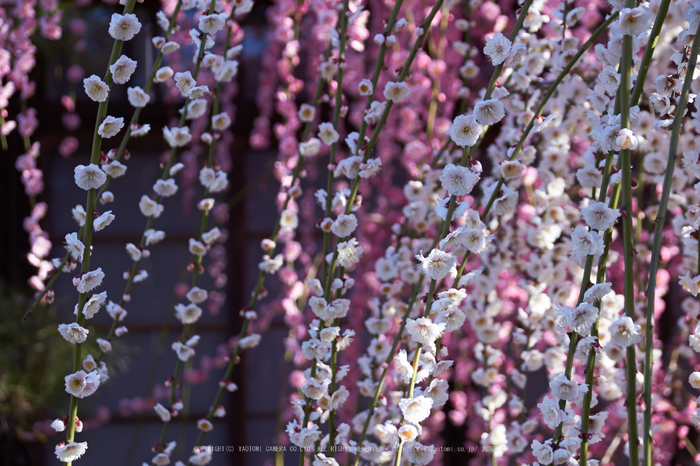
[46,1,149,462]
[18,0,244,462]
[259,0,700,465]
[130,0,251,463]
[4,0,65,307]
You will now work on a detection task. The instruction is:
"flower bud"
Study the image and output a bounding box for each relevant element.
[100,191,114,205]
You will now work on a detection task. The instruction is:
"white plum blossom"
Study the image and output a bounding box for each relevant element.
[398,395,433,424]
[335,155,363,177]
[64,232,84,261]
[145,229,165,246]
[302,338,329,360]
[109,55,137,84]
[538,395,565,429]
[376,422,399,447]
[584,282,613,303]
[611,316,642,347]
[318,122,339,145]
[214,60,238,82]
[618,6,649,36]
[175,303,202,324]
[615,128,638,150]
[280,210,299,230]
[64,370,100,398]
[650,93,672,115]
[58,322,89,344]
[302,378,329,400]
[74,164,106,190]
[299,138,321,157]
[163,126,192,147]
[331,213,358,238]
[174,71,196,96]
[212,112,231,130]
[581,201,620,230]
[482,183,518,215]
[55,442,88,462]
[500,160,523,179]
[77,268,105,293]
[108,13,142,41]
[83,75,108,102]
[473,98,505,125]
[189,448,213,465]
[199,168,216,187]
[682,151,700,179]
[208,171,228,193]
[571,225,605,256]
[187,99,208,119]
[398,424,420,443]
[383,81,410,102]
[435,306,467,332]
[449,114,483,147]
[309,296,328,320]
[575,336,598,362]
[359,158,382,178]
[103,160,127,178]
[51,419,66,432]
[127,86,150,107]
[364,101,386,124]
[406,317,445,354]
[599,66,621,94]
[98,116,124,138]
[152,453,169,465]
[403,441,435,465]
[161,41,180,54]
[189,238,207,256]
[172,341,195,361]
[690,372,700,389]
[139,195,164,218]
[483,32,512,65]
[461,228,490,254]
[688,324,700,353]
[577,164,603,188]
[239,334,262,349]
[531,439,553,465]
[154,66,174,82]
[549,374,587,401]
[298,103,316,122]
[358,79,373,95]
[553,448,572,464]
[198,13,227,34]
[337,238,363,268]
[287,421,321,448]
[153,179,178,197]
[416,249,455,280]
[679,272,700,297]
[394,350,414,384]
[434,196,469,221]
[440,163,480,196]
[202,227,221,244]
[96,338,111,353]
[126,243,141,262]
[422,378,449,407]
[558,303,598,335]
[93,211,115,231]
[186,287,208,304]
[153,403,172,422]
[82,291,107,318]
